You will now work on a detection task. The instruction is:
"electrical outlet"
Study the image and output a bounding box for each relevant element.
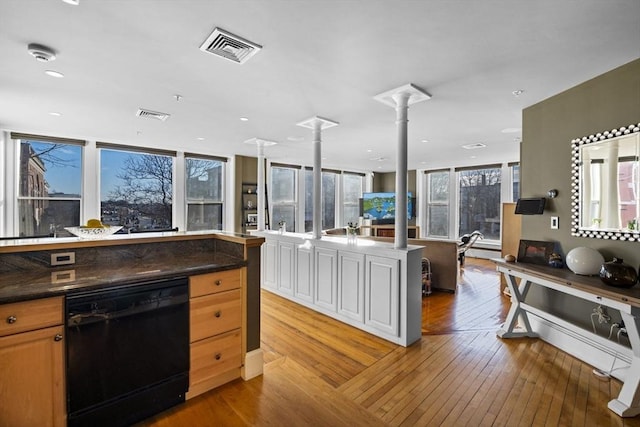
[551,216,559,229]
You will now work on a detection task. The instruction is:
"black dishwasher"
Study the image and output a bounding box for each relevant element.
[66,277,189,427]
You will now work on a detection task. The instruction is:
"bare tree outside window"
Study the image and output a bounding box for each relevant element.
[101,150,173,232]
[185,157,223,231]
[458,167,501,240]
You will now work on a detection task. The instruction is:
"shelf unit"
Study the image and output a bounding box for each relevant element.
[241,183,269,233]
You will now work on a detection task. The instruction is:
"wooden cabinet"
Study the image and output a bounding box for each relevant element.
[500,202,521,290]
[188,269,243,399]
[0,297,65,427]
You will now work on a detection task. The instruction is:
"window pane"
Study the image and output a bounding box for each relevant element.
[101,149,173,232]
[19,140,82,196]
[18,140,82,237]
[271,166,297,231]
[304,170,313,232]
[343,174,362,225]
[187,203,222,231]
[273,206,295,232]
[428,205,449,237]
[18,199,80,237]
[186,158,223,201]
[322,172,336,229]
[429,171,449,202]
[511,164,520,201]
[459,167,502,240]
[272,167,296,202]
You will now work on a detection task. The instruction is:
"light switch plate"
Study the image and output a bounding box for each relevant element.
[551,216,559,229]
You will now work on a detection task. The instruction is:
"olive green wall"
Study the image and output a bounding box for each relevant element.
[372,170,417,193]
[521,58,640,266]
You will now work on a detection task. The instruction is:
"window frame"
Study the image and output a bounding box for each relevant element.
[184,153,226,231]
[12,134,85,237]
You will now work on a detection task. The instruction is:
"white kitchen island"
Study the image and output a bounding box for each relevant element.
[252,230,423,346]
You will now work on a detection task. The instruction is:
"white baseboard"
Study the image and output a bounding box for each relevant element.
[529,314,632,382]
[242,348,264,380]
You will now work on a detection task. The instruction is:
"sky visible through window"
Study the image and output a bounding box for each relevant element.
[100,150,131,201]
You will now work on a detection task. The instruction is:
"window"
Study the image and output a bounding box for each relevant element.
[100,146,174,232]
[322,171,337,229]
[510,163,520,201]
[458,166,502,240]
[343,173,363,226]
[185,155,224,231]
[17,138,82,237]
[271,165,297,232]
[425,170,449,237]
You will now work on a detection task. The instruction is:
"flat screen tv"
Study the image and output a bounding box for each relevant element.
[361,192,414,222]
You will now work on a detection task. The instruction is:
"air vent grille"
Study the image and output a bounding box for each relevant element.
[136,108,170,122]
[199,28,262,64]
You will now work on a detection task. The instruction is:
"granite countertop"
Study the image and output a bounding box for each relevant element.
[0,252,245,304]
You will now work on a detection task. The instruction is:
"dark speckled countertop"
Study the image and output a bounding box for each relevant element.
[0,252,244,304]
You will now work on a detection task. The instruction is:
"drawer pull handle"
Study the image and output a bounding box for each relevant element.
[215,280,222,286]
[54,334,63,342]
[215,353,222,361]
[214,310,221,318]
[6,315,17,324]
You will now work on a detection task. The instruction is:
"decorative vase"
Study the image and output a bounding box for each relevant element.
[565,247,604,275]
[548,253,564,268]
[599,258,638,288]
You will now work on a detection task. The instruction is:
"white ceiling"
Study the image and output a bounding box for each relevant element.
[1,0,639,173]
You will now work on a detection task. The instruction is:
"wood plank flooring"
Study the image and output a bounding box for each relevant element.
[139,258,640,426]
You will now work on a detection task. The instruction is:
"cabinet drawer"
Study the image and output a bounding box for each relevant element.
[0,297,63,337]
[190,289,241,342]
[190,329,241,386]
[190,269,241,298]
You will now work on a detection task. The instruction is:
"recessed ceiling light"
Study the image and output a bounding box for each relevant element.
[240,117,249,122]
[61,0,79,5]
[501,127,521,134]
[462,142,486,150]
[286,136,304,142]
[366,149,372,153]
[421,139,429,143]
[196,137,205,141]
[512,89,524,97]
[49,112,62,116]
[45,70,64,78]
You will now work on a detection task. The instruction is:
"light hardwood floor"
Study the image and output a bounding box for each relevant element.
[139,259,640,426]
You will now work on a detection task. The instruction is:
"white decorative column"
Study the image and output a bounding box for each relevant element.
[374,84,431,249]
[244,138,277,231]
[296,116,339,239]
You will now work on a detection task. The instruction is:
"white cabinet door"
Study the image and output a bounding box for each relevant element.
[315,247,337,312]
[338,251,365,322]
[295,244,314,302]
[262,239,278,290]
[365,255,399,336]
[277,241,295,295]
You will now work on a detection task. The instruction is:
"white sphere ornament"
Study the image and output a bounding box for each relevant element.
[565,247,604,275]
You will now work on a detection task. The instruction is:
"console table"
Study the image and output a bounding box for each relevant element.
[494,259,640,417]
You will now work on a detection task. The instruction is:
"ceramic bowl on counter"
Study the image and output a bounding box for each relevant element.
[64,226,123,239]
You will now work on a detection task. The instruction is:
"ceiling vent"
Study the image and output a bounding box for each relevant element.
[462,143,487,150]
[136,108,170,122]
[199,27,262,64]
